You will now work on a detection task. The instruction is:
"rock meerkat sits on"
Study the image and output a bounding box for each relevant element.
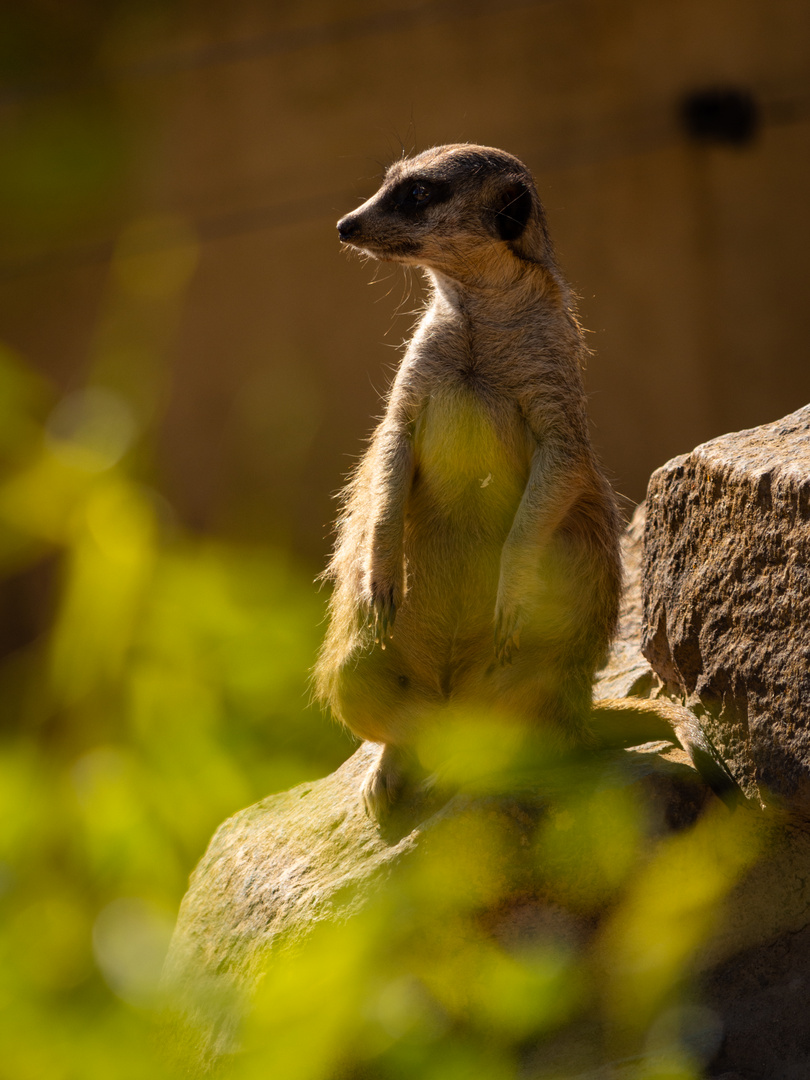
[314,143,736,817]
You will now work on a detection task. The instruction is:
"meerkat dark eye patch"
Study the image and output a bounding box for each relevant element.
[388,177,451,215]
[492,181,533,241]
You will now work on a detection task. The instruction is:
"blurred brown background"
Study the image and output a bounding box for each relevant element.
[2,0,809,568]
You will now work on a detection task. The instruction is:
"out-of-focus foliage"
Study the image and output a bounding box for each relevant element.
[0,340,352,1079]
[0,325,764,1079]
[166,755,762,1080]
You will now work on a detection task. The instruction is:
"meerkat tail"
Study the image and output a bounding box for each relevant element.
[592,696,743,808]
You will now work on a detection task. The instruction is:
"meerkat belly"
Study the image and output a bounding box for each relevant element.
[412,385,526,523]
[400,386,526,650]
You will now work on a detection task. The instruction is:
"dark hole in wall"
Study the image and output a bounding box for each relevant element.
[680,87,760,146]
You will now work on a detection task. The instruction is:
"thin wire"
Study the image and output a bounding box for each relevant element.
[1,0,807,280]
[1,89,807,281]
[1,0,556,101]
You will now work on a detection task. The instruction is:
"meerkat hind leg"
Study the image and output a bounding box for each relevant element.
[361,742,413,818]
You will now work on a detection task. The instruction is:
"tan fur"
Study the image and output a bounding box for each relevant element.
[314,144,735,815]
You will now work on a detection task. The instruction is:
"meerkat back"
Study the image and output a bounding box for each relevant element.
[314,144,623,815]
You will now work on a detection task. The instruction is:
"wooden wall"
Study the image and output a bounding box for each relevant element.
[2,0,809,564]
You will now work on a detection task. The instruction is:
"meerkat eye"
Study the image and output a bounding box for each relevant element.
[390,177,448,214]
[410,182,433,204]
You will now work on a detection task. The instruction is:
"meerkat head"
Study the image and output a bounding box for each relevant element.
[337,144,557,287]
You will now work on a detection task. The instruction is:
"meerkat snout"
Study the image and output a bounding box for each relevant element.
[337,216,360,242]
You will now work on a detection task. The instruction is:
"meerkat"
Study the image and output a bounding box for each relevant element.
[314,143,736,816]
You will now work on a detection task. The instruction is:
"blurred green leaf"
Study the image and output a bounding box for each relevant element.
[0,240,760,1079]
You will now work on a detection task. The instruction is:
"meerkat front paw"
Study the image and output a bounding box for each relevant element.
[494,599,524,665]
[361,743,407,817]
[367,554,405,647]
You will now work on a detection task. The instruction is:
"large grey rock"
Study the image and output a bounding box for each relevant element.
[163,420,810,1077]
[161,519,716,1075]
[641,405,810,810]
[161,735,711,1075]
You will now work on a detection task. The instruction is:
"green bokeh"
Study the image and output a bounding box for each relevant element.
[0,340,354,1077]
[0,17,762,1068]
[0,293,759,1080]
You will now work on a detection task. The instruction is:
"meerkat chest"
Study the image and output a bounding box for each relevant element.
[411,379,528,516]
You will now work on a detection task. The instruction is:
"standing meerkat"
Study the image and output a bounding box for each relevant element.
[314,144,735,816]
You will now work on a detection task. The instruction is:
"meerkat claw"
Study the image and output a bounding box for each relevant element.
[371,592,396,647]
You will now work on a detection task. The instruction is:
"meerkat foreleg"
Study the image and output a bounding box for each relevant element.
[363,424,416,643]
[494,448,585,662]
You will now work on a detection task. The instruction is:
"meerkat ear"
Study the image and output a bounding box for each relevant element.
[492,181,533,241]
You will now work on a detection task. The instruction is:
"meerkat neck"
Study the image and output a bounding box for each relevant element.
[426,265,567,325]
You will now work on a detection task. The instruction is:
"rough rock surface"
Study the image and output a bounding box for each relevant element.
[163,419,810,1078]
[162,514,715,1075]
[641,405,810,810]
[162,739,710,1075]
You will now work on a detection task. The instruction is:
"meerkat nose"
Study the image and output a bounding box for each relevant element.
[337,215,361,242]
